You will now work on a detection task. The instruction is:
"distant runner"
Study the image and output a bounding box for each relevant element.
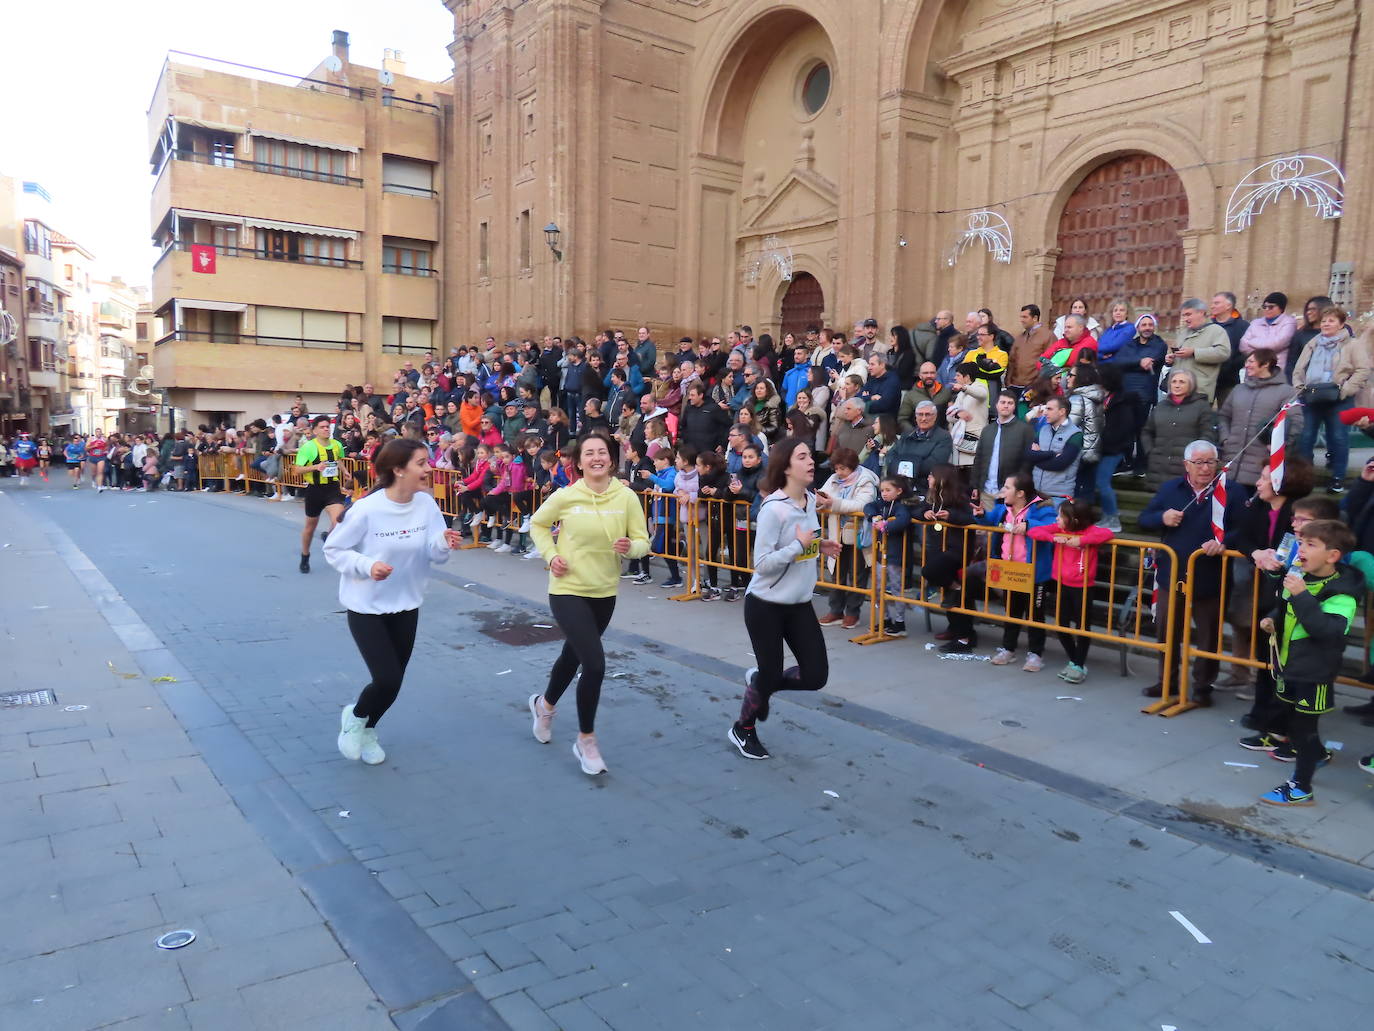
[12,431,37,487]
[296,416,352,574]
[64,436,86,488]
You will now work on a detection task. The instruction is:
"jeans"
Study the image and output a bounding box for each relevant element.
[1297,397,1353,481]
[1093,453,1124,516]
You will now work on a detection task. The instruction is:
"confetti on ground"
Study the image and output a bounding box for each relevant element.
[151,676,178,683]
[495,669,513,676]
[338,810,350,818]
[31,605,49,610]
[105,661,139,680]
[611,672,628,678]
[1223,761,1259,768]
[823,790,839,798]
[1055,696,1083,701]
[1325,740,1344,750]
[463,583,476,588]
[1168,910,1212,944]
[532,624,553,629]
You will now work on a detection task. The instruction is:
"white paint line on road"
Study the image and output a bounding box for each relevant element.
[1168,910,1212,944]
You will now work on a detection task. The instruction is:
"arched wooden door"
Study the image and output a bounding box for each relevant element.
[780,272,824,341]
[1051,153,1187,328]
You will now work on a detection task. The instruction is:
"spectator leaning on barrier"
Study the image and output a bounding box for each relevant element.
[885,400,951,490]
[1137,439,1247,706]
[1025,396,1081,504]
[1165,298,1231,401]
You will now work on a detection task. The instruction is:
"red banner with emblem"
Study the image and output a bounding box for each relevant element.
[189,244,217,274]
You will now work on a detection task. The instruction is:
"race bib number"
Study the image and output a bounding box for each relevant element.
[323,462,339,478]
[797,539,820,562]
[897,461,914,478]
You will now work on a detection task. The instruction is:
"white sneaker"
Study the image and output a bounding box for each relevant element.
[1097,515,1123,533]
[573,737,607,775]
[529,694,553,743]
[990,648,1015,666]
[519,516,531,533]
[1022,653,1044,673]
[338,704,365,760]
[359,727,385,765]
[522,549,540,561]
[234,474,245,481]
[136,487,147,492]
[494,543,513,553]
[270,492,284,501]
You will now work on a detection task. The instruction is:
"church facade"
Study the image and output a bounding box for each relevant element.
[440,0,1373,342]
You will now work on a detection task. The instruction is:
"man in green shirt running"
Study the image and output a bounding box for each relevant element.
[297,416,353,573]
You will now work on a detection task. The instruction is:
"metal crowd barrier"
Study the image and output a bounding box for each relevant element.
[195,454,1374,716]
[1175,548,1374,714]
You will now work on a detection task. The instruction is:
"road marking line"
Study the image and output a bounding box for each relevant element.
[1169,911,1212,944]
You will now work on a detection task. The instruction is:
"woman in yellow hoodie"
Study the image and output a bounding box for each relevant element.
[527,432,651,775]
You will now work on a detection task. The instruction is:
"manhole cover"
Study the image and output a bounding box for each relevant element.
[155,930,196,950]
[1,690,57,709]
[479,624,563,646]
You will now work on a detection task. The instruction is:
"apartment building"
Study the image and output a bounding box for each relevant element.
[147,32,448,426]
[0,211,24,437]
[54,230,99,435]
[16,184,70,435]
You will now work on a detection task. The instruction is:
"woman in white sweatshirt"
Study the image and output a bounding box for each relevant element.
[729,437,840,760]
[324,439,461,764]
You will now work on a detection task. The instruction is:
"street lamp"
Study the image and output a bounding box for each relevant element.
[543,222,563,261]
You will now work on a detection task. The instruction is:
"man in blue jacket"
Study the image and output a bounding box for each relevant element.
[781,344,813,407]
[859,354,901,417]
[1137,439,1246,705]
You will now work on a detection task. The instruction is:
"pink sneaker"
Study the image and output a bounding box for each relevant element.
[529,694,553,744]
[573,736,607,775]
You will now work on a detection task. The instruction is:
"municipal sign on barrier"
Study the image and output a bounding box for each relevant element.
[986,559,1034,594]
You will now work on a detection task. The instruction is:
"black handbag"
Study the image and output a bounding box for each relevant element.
[1301,382,1341,406]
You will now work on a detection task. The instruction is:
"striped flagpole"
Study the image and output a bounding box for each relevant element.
[1211,473,1227,544]
[1269,405,1287,491]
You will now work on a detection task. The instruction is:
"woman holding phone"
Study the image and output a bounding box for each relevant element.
[526,432,651,775]
[324,439,462,765]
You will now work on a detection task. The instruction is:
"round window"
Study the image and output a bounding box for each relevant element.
[801,63,831,116]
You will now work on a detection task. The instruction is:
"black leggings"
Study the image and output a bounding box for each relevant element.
[544,594,617,733]
[347,608,419,727]
[740,593,829,724]
[1054,585,1092,666]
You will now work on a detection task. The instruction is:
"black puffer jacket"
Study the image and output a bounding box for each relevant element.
[1141,392,1217,493]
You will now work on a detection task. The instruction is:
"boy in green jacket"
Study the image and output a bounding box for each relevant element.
[1258,519,1364,805]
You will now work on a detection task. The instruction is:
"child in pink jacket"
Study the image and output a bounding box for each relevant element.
[1029,497,1115,684]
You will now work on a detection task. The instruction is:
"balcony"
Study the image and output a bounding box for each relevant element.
[29,314,62,344]
[151,152,364,237]
[380,272,440,321]
[152,329,365,394]
[29,369,61,389]
[152,244,365,314]
[101,396,129,411]
[381,190,439,241]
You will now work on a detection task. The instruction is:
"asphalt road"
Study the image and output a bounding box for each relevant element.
[4,482,1371,1030]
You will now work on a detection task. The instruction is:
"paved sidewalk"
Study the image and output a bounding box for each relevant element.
[0,490,494,1031]
[5,484,1371,1029]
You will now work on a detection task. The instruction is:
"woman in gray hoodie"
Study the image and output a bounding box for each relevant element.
[729,437,841,760]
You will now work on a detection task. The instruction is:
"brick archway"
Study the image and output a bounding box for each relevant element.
[1051,153,1188,326]
[779,273,825,341]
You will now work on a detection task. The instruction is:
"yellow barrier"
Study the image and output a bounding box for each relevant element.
[1175,547,1374,712]
[869,518,1183,707]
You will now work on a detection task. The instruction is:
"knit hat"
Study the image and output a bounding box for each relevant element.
[1134,313,1157,331]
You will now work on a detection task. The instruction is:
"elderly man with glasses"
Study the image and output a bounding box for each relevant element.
[1137,439,1247,706]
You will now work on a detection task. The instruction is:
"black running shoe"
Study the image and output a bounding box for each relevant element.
[729,722,769,760]
[299,554,310,574]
